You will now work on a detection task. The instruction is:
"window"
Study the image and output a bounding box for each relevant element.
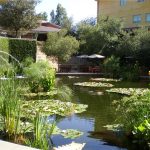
[146,13,150,22]
[133,15,141,23]
[120,0,127,6]
[137,0,144,2]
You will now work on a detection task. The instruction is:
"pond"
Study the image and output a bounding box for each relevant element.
[52,76,149,150]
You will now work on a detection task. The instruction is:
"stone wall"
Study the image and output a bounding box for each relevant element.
[36,44,58,71]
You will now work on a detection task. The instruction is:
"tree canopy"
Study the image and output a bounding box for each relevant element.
[0,0,39,37]
[37,12,48,21]
[44,29,79,62]
[50,3,72,31]
[77,17,123,55]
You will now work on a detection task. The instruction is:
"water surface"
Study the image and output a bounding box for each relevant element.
[52,77,149,150]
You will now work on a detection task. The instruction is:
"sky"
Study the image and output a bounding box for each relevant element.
[35,0,97,24]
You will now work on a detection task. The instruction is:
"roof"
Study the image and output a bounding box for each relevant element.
[32,26,61,33]
[38,20,61,29]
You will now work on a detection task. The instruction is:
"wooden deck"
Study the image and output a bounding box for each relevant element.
[56,72,104,76]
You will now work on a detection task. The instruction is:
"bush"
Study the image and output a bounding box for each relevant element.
[114,91,150,146]
[0,37,9,64]
[24,61,56,92]
[0,63,15,77]
[103,55,120,78]
[121,62,140,81]
[0,37,36,64]
[9,38,36,63]
[44,29,79,62]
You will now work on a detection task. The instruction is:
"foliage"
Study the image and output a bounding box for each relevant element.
[74,82,114,87]
[134,29,150,67]
[50,3,72,31]
[25,113,53,150]
[77,17,123,55]
[115,31,139,58]
[133,119,150,142]
[115,92,150,145]
[37,12,48,21]
[44,29,79,62]
[121,63,140,81]
[103,56,120,78]
[24,61,56,92]
[21,57,34,68]
[0,63,15,77]
[9,38,36,63]
[0,79,22,140]
[76,16,150,68]
[54,85,73,102]
[0,37,36,67]
[106,88,149,96]
[0,0,39,37]
[78,17,96,26]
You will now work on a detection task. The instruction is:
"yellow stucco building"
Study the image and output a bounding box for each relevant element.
[96,0,150,29]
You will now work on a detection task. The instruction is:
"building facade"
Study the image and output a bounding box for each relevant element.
[96,0,150,29]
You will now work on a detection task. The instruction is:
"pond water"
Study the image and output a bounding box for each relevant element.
[52,77,149,150]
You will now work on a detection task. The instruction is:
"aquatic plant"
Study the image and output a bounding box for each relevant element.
[90,78,121,82]
[54,85,73,101]
[74,82,114,88]
[21,99,88,117]
[0,78,29,142]
[106,88,149,96]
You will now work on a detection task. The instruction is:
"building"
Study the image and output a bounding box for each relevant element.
[96,0,150,29]
[22,20,61,41]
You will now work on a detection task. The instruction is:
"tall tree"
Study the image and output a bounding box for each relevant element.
[50,3,72,30]
[37,12,48,21]
[50,10,55,23]
[0,0,39,37]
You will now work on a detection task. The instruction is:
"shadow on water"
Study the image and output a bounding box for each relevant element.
[52,76,149,150]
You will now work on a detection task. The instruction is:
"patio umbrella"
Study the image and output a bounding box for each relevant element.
[88,54,105,59]
[77,55,89,58]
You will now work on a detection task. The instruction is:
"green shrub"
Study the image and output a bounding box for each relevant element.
[0,37,36,64]
[121,62,140,81]
[103,55,120,78]
[9,38,36,63]
[0,37,9,64]
[24,61,56,92]
[114,91,150,145]
[44,29,79,62]
[0,63,16,77]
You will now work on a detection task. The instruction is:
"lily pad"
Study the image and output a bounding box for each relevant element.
[104,124,123,132]
[106,88,150,96]
[74,82,114,88]
[60,129,83,139]
[88,91,103,96]
[22,91,57,99]
[90,78,121,82]
[68,76,79,79]
[21,99,88,117]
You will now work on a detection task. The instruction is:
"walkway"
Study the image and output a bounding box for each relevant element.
[0,140,38,150]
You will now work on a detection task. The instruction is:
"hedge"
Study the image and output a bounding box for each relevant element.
[0,37,9,63]
[0,37,36,63]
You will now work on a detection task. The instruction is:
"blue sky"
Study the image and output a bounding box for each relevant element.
[36,0,97,23]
